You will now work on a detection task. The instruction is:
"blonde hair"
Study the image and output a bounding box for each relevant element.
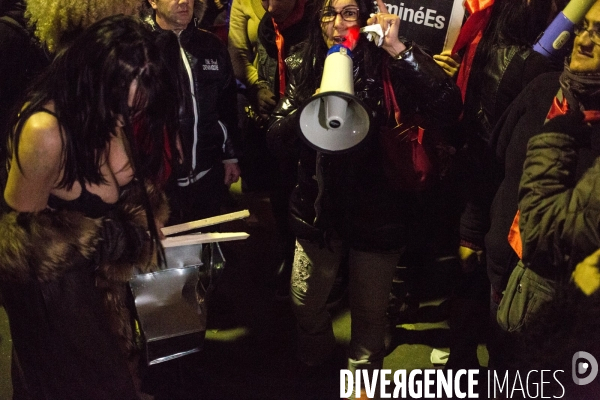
[26,0,142,52]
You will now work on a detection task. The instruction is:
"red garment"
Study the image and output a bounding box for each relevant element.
[273,19,286,97]
[507,210,522,259]
[380,58,432,192]
[451,0,495,102]
[545,92,600,123]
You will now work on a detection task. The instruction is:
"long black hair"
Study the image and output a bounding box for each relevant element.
[7,14,179,263]
[9,14,178,189]
[293,0,379,103]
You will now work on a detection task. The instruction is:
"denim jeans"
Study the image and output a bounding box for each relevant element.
[290,238,399,397]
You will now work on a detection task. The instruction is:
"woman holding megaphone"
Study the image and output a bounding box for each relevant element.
[267,0,462,395]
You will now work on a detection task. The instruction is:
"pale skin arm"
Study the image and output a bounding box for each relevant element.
[4,113,169,242]
[367,0,406,58]
[4,112,62,212]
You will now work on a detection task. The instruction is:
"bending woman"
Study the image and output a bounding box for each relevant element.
[0,15,178,399]
[267,0,462,395]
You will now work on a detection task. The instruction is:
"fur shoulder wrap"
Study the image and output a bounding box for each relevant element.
[0,181,170,284]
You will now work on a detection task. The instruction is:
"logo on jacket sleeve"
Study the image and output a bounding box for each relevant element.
[203,59,219,71]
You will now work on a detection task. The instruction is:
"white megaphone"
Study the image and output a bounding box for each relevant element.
[298,44,372,153]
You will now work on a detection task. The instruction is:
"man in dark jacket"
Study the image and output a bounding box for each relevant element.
[144,0,240,225]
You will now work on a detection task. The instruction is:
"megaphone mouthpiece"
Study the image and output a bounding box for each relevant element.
[325,95,348,128]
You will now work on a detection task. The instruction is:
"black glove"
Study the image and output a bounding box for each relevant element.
[256,87,277,117]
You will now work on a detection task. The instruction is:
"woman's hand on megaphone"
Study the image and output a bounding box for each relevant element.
[367,0,406,58]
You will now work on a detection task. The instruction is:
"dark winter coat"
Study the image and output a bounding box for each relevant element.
[518,116,600,280]
[484,71,561,291]
[256,2,314,101]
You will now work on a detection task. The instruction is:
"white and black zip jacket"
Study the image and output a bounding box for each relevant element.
[144,14,239,187]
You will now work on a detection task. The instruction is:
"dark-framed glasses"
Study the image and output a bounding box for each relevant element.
[321,6,360,23]
[574,24,600,45]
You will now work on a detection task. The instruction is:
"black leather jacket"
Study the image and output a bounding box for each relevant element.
[458,45,555,249]
[464,45,552,145]
[268,41,462,251]
[256,8,313,101]
[144,14,239,186]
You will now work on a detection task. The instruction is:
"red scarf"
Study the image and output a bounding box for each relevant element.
[451,0,495,102]
[273,20,286,97]
[545,90,600,123]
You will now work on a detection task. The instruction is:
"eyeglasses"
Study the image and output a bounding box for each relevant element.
[574,24,600,46]
[321,7,359,23]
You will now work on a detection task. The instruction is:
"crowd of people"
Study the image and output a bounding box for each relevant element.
[1,0,600,398]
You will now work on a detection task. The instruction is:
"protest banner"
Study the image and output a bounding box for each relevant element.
[377,0,465,54]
